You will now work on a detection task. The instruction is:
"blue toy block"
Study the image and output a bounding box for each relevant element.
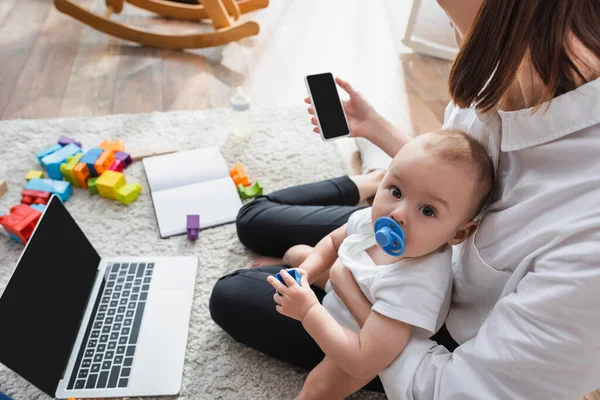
[80,148,104,177]
[35,144,62,165]
[41,143,82,180]
[25,179,72,202]
[275,268,303,287]
[30,204,46,212]
[0,391,14,400]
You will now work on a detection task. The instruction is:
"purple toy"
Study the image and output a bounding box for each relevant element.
[114,151,133,168]
[58,136,82,149]
[187,214,200,240]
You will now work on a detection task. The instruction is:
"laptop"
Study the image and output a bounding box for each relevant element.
[0,195,198,398]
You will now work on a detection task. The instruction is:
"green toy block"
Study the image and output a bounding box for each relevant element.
[96,170,126,200]
[117,183,142,205]
[60,154,84,188]
[88,177,98,195]
[238,181,263,200]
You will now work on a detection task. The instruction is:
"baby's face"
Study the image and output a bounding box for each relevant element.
[371,137,477,258]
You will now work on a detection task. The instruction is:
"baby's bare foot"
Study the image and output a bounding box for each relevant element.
[249,256,284,268]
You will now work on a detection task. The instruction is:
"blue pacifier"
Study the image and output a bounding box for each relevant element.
[374,217,405,256]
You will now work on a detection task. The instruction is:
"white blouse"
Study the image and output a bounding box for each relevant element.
[379,77,600,400]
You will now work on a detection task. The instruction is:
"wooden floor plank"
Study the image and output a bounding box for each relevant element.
[58,0,124,117]
[2,0,94,120]
[0,0,53,118]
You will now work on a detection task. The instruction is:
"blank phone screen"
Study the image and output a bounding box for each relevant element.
[307,73,350,140]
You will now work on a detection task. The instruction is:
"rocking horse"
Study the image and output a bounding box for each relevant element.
[54,0,269,49]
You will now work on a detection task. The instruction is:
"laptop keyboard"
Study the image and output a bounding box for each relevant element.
[67,262,154,391]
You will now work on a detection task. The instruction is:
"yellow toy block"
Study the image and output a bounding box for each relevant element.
[26,170,44,181]
[73,162,90,189]
[99,139,125,153]
[94,149,115,176]
[117,183,142,205]
[96,170,126,200]
[59,154,83,187]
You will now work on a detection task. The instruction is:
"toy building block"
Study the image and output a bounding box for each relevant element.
[0,179,7,197]
[114,151,132,168]
[238,181,263,200]
[130,147,178,161]
[41,143,81,180]
[229,162,250,187]
[88,177,99,195]
[0,391,14,400]
[96,171,126,200]
[30,204,46,212]
[21,189,51,205]
[274,268,303,295]
[109,159,125,172]
[117,183,142,205]
[74,162,90,188]
[26,170,44,181]
[35,144,62,164]
[60,154,84,187]
[187,214,200,240]
[94,149,115,176]
[58,135,82,148]
[0,204,42,245]
[25,179,72,202]
[80,148,104,177]
[99,139,125,153]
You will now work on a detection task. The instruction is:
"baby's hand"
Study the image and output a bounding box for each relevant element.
[267,268,319,321]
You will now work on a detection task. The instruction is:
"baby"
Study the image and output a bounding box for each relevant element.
[267,129,494,399]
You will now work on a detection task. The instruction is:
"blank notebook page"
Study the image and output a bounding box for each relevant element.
[143,147,243,238]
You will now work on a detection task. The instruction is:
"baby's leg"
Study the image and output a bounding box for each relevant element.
[296,356,374,400]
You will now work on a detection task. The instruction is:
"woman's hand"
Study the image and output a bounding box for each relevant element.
[267,268,319,322]
[304,77,381,141]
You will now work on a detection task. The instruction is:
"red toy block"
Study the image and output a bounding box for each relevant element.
[229,162,250,187]
[0,204,42,244]
[109,159,124,172]
[21,189,50,206]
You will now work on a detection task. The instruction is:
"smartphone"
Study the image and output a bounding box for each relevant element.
[304,73,351,141]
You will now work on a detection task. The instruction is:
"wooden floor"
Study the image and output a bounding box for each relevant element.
[0,1,597,398]
[0,0,450,137]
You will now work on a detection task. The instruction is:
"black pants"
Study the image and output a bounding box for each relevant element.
[210,177,458,393]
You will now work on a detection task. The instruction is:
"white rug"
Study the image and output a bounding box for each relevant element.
[0,107,386,400]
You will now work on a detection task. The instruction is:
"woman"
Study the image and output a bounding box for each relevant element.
[210,0,600,398]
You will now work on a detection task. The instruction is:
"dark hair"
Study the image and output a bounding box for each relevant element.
[449,0,600,113]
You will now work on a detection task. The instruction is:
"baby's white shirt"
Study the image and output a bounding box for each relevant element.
[323,208,452,337]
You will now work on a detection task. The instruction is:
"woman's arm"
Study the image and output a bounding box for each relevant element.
[328,262,372,328]
[363,114,412,159]
[298,225,348,285]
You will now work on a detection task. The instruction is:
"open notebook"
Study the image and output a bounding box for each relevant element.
[143,147,243,238]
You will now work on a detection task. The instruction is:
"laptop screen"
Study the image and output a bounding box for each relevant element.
[0,196,101,397]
